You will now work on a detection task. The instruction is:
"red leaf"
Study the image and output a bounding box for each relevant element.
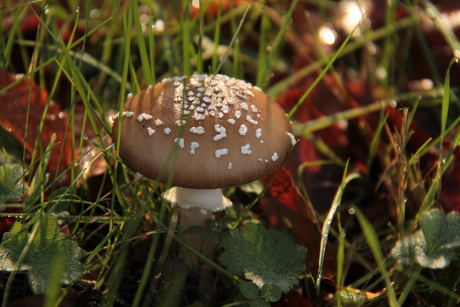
[261,167,336,282]
[0,69,73,175]
[261,167,300,211]
[270,290,313,307]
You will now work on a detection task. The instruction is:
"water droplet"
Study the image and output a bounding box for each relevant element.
[454,52,460,62]
[82,134,88,140]
[75,6,80,13]
[90,9,100,19]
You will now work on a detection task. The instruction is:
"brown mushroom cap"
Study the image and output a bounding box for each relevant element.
[112,74,295,189]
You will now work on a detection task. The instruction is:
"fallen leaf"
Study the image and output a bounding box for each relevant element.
[0,69,73,176]
[270,290,313,307]
[261,167,336,282]
[261,167,300,211]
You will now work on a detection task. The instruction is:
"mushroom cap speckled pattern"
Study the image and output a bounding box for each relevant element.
[112,74,294,189]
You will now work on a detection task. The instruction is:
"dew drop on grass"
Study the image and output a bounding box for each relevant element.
[82,134,88,140]
[90,9,100,19]
[75,6,80,13]
[454,54,460,62]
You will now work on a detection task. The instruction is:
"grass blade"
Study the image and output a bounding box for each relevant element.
[354,208,399,307]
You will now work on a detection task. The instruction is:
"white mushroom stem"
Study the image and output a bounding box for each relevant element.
[163,186,232,296]
[163,186,232,259]
[163,187,232,213]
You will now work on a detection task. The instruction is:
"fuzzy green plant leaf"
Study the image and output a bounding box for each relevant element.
[239,280,260,300]
[0,217,85,294]
[250,297,271,307]
[391,209,460,269]
[182,218,220,246]
[0,163,26,203]
[261,283,282,302]
[220,222,306,293]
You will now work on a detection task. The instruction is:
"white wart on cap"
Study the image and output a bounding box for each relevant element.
[112,74,294,190]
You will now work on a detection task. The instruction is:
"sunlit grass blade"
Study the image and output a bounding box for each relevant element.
[354,207,399,307]
[130,0,154,85]
[287,17,361,118]
[316,160,359,292]
[421,0,460,59]
[366,111,389,171]
[292,100,394,136]
[181,0,191,76]
[268,15,418,98]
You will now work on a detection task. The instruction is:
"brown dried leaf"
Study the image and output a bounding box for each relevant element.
[261,167,336,282]
[0,69,73,175]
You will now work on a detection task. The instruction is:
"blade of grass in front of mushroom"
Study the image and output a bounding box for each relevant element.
[159,2,255,268]
[99,3,142,303]
[154,2,253,192]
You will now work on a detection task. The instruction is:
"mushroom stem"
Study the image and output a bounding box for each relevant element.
[163,187,232,212]
[163,186,232,259]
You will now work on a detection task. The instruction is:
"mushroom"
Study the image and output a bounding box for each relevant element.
[111,73,295,250]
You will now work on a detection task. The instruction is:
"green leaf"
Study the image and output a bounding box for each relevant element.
[240,280,260,300]
[250,297,270,307]
[261,283,282,302]
[0,163,26,203]
[183,218,220,246]
[220,222,306,293]
[0,217,85,294]
[391,209,460,269]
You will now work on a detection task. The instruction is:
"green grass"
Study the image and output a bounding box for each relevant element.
[1,0,460,306]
